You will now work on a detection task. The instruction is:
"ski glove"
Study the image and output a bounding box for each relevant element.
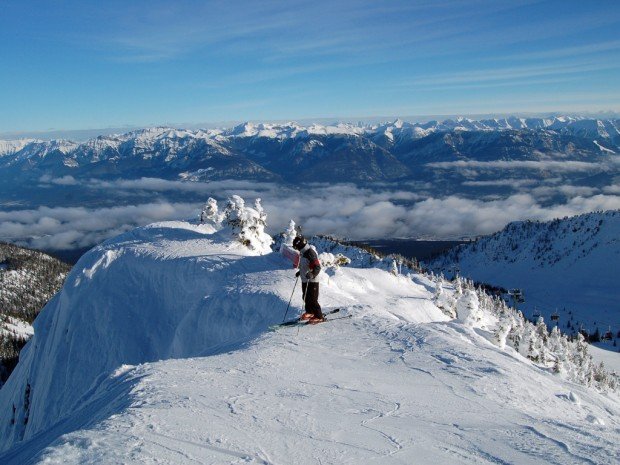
[295,270,300,278]
[305,271,314,280]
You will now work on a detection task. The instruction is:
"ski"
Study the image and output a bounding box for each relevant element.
[270,308,341,331]
[308,314,353,325]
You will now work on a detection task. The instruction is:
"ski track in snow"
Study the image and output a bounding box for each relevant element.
[0,221,618,464]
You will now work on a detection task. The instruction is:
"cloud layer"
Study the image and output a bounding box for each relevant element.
[3,178,619,251]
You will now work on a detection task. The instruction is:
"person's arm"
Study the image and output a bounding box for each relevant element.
[303,249,321,278]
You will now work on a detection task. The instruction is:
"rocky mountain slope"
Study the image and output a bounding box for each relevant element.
[0,243,70,384]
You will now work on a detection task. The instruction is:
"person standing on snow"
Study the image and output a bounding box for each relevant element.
[293,235,324,323]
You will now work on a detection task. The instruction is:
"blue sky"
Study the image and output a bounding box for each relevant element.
[1,0,619,132]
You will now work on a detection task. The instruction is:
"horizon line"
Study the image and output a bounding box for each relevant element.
[2,109,619,141]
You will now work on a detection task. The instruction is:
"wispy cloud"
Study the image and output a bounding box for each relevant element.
[396,59,620,88]
[497,39,620,62]
[426,160,616,172]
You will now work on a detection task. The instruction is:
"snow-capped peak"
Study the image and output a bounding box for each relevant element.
[0,139,40,157]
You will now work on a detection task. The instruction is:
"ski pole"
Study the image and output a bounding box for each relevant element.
[282,275,299,322]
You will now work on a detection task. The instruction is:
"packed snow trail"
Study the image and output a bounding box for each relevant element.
[0,220,618,464]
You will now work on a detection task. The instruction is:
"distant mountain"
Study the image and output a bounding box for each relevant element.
[426,211,620,346]
[0,116,617,186]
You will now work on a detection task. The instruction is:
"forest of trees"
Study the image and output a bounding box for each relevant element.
[0,242,70,384]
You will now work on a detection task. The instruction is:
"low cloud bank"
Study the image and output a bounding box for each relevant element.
[426,159,618,172]
[3,179,620,251]
[268,192,620,240]
[0,203,197,250]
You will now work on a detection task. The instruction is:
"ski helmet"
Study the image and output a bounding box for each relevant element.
[292,235,307,250]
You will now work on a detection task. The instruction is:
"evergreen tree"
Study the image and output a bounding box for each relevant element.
[200,197,222,226]
[223,195,272,252]
[390,260,398,276]
[284,220,297,246]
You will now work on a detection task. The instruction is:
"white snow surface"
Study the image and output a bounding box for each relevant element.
[0,139,39,157]
[0,221,618,464]
[0,316,34,339]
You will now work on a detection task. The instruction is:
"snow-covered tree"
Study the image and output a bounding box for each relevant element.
[495,316,512,350]
[433,279,457,318]
[456,290,482,326]
[199,197,223,226]
[454,276,463,297]
[319,252,351,270]
[254,198,267,228]
[284,220,297,246]
[223,195,273,253]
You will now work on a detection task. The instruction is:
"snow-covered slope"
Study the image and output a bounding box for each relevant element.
[0,215,618,464]
[427,211,620,343]
[0,140,38,158]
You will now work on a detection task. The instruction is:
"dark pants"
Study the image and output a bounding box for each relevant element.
[301,282,322,318]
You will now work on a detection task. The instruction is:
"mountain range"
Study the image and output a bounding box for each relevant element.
[1,116,618,186]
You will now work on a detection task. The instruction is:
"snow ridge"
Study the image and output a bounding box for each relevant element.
[0,203,618,464]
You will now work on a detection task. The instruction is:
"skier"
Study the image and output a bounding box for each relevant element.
[292,235,324,324]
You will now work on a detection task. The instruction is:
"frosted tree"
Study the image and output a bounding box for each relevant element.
[508,318,524,354]
[390,260,398,276]
[433,279,443,300]
[548,326,563,353]
[254,198,267,228]
[549,326,566,374]
[200,197,223,226]
[495,315,512,349]
[536,317,548,342]
[319,252,351,270]
[223,195,273,253]
[284,219,297,246]
[433,279,457,318]
[456,290,482,326]
[526,330,540,362]
[454,276,463,297]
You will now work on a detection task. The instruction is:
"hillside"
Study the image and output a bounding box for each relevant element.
[427,211,620,348]
[0,201,617,464]
[0,243,70,384]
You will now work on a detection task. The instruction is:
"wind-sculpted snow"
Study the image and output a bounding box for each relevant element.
[0,220,618,464]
